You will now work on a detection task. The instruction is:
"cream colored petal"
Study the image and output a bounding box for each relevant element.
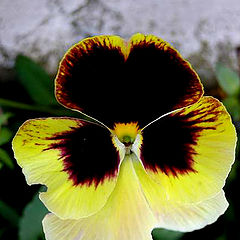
[43,154,157,240]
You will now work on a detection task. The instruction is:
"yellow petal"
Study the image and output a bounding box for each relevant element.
[43,154,157,240]
[12,117,122,219]
[133,155,228,232]
[136,96,236,203]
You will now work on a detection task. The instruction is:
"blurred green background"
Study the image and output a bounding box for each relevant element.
[0,54,240,240]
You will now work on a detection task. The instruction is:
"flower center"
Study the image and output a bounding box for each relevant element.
[113,122,140,146]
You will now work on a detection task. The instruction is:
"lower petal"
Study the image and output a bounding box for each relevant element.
[43,154,157,240]
[133,157,228,232]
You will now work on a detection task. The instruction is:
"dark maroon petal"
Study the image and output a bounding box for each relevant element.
[55,34,203,128]
[126,34,203,127]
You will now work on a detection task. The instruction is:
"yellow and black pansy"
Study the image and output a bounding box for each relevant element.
[12,33,236,240]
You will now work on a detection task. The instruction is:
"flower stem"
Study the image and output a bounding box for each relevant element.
[0,98,65,115]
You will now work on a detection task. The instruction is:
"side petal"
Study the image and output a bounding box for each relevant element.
[133,156,228,232]
[55,34,203,128]
[43,154,157,240]
[135,96,236,203]
[12,117,123,219]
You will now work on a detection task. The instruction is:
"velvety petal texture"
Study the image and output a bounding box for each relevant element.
[136,96,236,203]
[43,155,157,240]
[55,33,203,128]
[12,118,122,219]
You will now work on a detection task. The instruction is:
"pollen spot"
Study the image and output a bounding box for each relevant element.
[113,122,140,145]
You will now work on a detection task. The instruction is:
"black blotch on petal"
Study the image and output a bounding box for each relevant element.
[140,105,219,176]
[45,123,119,187]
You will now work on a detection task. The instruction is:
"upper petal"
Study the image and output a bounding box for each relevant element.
[134,96,236,203]
[12,117,124,219]
[55,33,203,128]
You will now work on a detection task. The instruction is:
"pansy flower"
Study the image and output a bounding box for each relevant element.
[12,33,236,240]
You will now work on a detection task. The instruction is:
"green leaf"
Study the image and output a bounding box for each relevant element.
[0,228,7,238]
[223,96,240,121]
[215,63,240,96]
[0,98,86,118]
[15,55,57,106]
[0,200,20,227]
[152,228,184,240]
[0,148,14,169]
[216,235,227,240]
[19,193,48,240]
[0,112,13,126]
[0,127,13,146]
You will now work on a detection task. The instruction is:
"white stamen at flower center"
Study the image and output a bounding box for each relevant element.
[112,122,142,155]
